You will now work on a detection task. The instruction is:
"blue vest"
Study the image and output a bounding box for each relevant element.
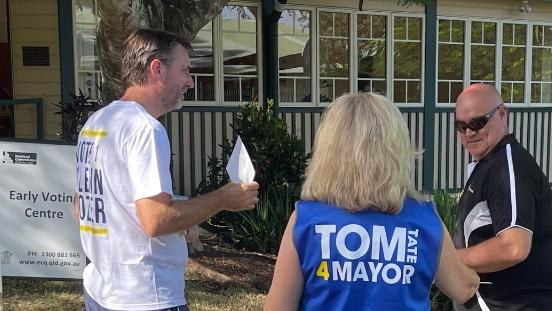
[294,198,442,311]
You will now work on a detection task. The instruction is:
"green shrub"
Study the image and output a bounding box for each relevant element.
[197,100,308,254]
[54,89,104,143]
[431,189,460,311]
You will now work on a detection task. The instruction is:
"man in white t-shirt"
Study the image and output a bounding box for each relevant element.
[74,28,259,311]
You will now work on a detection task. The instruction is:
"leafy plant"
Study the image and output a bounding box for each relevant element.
[430,190,460,311]
[197,99,308,254]
[54,89,104,143]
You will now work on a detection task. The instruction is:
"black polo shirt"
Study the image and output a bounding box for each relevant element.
[453,134,552,311]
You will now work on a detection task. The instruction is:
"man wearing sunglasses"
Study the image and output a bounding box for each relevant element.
[452,83,552,311]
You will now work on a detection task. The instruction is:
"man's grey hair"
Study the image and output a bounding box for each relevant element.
[121,28,191,88]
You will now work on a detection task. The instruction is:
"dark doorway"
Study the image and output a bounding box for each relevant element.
[0,0,14,137]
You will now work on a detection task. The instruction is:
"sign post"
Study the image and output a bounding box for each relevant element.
[0,141,85,279]
[0,262,3,311]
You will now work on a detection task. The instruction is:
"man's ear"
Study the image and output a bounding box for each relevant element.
[147,58,163,82]
[500,104,508,118]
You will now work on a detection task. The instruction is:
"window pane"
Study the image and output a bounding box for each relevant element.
[408,18,421,41]
[471,21,483,43]
[533,25,543,47]
[451,82,464,102]
[75,0,101,100]
[512,83,524,103]
[335,79,349,98]
[279,78,294,102]
[532,48,552,81]
[438,81,449,103]
[358,40,385,78]
[372,15,386,39]
[188,22,214,101]
[224,77,240,101]
[451,20,464,43]
[335,13,349,37]
[439,20,450,43]
[502,47,525,81]
[503,23,513,45]
[394,42,421,79]
[543,84,552,102]
[531,83,541,102]
[319,12,333,36]
[514,24,526,46]
[320,79,334,102]
[501,84,512,103]
[394,81,406,102]
[438,44,463,80]
[483,23,496,44]
[319,38,349,77]
[545,26,552,46]
[373,80,386,94]
[296,78,311,102]
[241,77,258,102]
[394,17,407,40]
[471,45,495,81]
[407,81,421,102]
[78,72,102,100]
[279,9,312,103]
[222,6,258,102]
[196,76,214,101]
[357,15,370,38]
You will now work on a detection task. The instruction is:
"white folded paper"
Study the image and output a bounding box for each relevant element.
[226,136,255,183]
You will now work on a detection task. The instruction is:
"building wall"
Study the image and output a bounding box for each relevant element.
[439,0,552,21]
[9,0,61,139]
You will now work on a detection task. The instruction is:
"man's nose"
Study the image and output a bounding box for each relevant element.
[187,76,195,89]
[464,128,477,136]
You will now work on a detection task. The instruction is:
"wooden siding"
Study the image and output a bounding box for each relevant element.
[9,0,61,139]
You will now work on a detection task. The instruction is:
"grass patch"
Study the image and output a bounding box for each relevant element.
[186,285,265,310]
[2,278,266,311]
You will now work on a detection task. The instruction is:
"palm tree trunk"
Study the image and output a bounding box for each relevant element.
[97,0,230,104]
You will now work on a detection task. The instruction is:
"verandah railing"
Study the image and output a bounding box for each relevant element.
[165,106,552,197]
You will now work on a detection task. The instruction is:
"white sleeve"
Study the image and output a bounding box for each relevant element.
[125,126,173,201]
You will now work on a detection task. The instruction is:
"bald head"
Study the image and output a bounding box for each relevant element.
[456,83,503,111]
[455,83,509,160]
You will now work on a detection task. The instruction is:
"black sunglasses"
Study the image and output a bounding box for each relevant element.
[454,105,502,134]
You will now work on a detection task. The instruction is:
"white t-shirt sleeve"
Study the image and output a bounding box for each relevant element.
[125,125,173,201]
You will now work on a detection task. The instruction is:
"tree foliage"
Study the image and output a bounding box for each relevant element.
[96,0,230,103]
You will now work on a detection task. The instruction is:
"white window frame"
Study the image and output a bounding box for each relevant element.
[316,8,354,107]
[354,10,390,98]
[500,20,529,106]
[278,5,316,107]
[72,0,103,101]
[529,22,552,107]
[164,1,264,107]
[436,15,552,108]
[391,12,425,108]
[185,20,218,105]
[435,17,466,106]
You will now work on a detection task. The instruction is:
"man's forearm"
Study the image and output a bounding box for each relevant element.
[137,192,222,237]
[457,231,530,273]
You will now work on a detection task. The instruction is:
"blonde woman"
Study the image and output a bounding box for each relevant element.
[265,93,479,311]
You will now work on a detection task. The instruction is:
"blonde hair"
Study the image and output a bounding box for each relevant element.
[301,93,424,213]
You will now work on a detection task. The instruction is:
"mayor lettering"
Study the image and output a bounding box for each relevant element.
[314,224,419,284]
[76,140,107,225]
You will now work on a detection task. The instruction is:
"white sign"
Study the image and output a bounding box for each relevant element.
[226,136,255,183]
[0,141,85,279]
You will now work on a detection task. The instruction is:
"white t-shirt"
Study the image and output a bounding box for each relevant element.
[75,101,188,310]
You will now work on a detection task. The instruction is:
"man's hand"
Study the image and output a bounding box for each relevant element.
[136,182,259,237]
[216,182,259,212]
